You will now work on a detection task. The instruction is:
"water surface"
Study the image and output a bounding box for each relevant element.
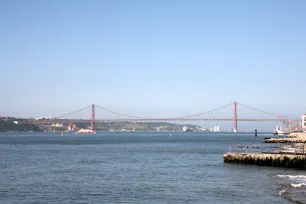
[0,132,305,203]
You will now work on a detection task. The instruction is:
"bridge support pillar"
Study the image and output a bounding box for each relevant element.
[91,104,95,131]
[234,102,238,132]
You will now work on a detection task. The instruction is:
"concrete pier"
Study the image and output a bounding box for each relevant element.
[224,153,306,169]
[265,137,306,143]
[265,133,306,143]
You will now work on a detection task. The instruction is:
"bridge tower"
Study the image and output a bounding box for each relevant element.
[91,104,95,131]
[234,102,238,132]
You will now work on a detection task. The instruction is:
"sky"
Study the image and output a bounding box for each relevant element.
[0,0,306,130]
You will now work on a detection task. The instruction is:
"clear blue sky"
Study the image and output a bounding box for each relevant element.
[1,0,305,126]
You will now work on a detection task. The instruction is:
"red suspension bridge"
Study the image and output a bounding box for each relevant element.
[34,101,300,132]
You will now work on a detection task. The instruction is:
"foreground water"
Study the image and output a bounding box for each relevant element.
[0,132,305,203]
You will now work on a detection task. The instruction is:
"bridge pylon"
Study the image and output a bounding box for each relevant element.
[91,104,95,131]
[234,102,238,132]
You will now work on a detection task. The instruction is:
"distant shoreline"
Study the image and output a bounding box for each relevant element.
[0,131,273,134]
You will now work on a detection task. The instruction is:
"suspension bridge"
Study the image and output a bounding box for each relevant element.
[32,102,301,132]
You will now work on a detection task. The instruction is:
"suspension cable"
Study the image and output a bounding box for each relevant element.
[95,105,145,119]
[57,105,91,119]
[176,102,234,119]
[237,102,283,120]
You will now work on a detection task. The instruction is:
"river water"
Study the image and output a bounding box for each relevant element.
[0,132,305,203]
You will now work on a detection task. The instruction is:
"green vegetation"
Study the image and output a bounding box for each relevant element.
[0,117,201,132]
[0,120,41,132]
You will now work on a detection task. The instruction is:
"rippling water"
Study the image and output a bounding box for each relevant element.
[0,132,305,203]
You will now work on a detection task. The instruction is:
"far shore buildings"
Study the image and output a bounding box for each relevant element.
[213,126,221,132]
[51,123,63,127]
[35,116,55,120]
[67,123,75,131]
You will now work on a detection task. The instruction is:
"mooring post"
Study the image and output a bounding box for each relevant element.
[255,129,257,137]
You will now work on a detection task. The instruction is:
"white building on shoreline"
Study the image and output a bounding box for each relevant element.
[213,126,221,132]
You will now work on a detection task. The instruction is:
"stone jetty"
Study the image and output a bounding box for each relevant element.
[225,132,306,169]
[265,137,306,143]
[265,133,306,143]
[224,153,306,169]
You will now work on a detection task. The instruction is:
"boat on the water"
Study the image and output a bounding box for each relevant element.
[273,125,288,136]
[77,129,96,134]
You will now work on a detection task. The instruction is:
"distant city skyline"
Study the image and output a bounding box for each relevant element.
[1,0,305,131]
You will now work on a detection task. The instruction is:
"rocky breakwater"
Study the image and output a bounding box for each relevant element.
[224,153,306,169]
